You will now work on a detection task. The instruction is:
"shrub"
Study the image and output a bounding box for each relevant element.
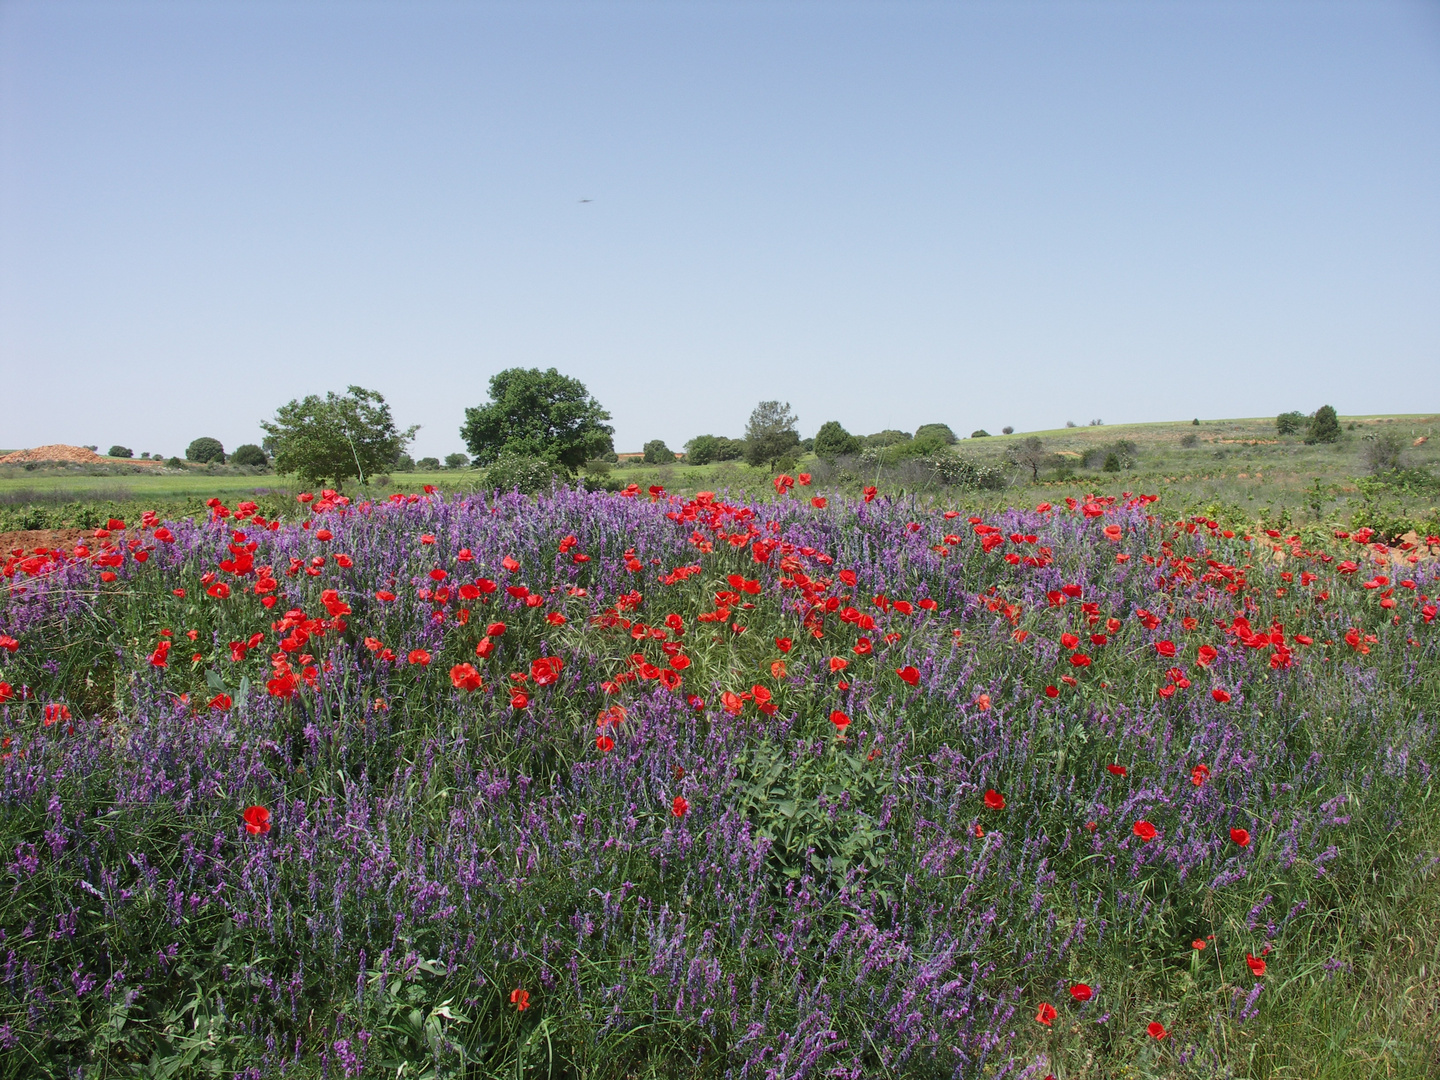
[1002,426,1014,435]
[186,437,226,464]
[1180,432,1199,448]
[231,444,268,467]
[480,452,562,494]
[417,457,441,471]
[813,421,862,462]
[1361,431,1406,475]
[970,429,990,438]
[1305,405,1342,444]
[684,435,745,465]
[914,423,957,445]
[931,455,1009,489]
[107,446,132,459]
[1102,452,1121,472]
[864,429,911,448]
[444,452,470,469]
[1276,411,1308,436]
[165,456,185,468]
[394,453,416,472]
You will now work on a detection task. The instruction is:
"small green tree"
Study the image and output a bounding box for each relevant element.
[970,430,990,439]
[444,452,470,469]
[417,457,441,471]
[813,421,862,462]
[460,368,613,472]
[231,444,268,467]
[261,385,418,487]
[1276,411,1308,436]
[642,439,674,465]
[915,423,957,445]
[186,437,226,464]
[107,446,133,459]
[744,401,801,469]
[1305,405,1341,445]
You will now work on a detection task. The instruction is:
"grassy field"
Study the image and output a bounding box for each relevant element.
[3,412,1438,538]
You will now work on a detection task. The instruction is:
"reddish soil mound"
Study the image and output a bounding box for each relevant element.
[0,444,108,465]
[0,528,89,554]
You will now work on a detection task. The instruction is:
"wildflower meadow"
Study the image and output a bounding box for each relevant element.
[1,481,1437,1078]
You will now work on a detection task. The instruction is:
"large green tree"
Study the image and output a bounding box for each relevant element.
[460,368,613,472]
[743,401,801,469]
[261,386,417,487]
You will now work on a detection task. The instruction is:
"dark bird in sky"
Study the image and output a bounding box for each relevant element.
[578,198,592,203]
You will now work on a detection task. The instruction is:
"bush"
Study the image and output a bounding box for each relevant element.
[165,456,185,468]
[480,452,562,494]
[417,457,441,471]
[231,444,268,467]
[186,437,226,464]
[107,446,132,459]
[1361,431,1406,475]
[931,455,1009,490]
[813,421,862,462]
[914,423,957,445]
[394,453,416,472]
[1180,433,1199,448]
[684,435,745,465]
[1102,452,1121,473]
[1276,411,1308,436]
[970,429,990,439]
[1002,426,1014,435]
[1305,405,1342,444]
[642,439,674,465]
[864,429,911,448]
[444,452,470,469]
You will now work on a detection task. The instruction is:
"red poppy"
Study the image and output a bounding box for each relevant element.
[1197,644,1218,666]
[811,497,827,509]
[829,657,848,673]
[450,663,483,692]
[1044,685,1059,698]
[896,665,920,686]
[1069,653,1092,668]
[429,568,447,582]
[1229,828,1250,847]
[242,806,271,835]
[1245,953,1266,977]
[672,795,689,817]
[475,637,495,658]
[1106,764,1127,777]
[1069,983,1093,1003]
[852,637,873,656]
[797,473,812,485]
[209,693,232,711]
[1133,820,1157,842]
[775,637,792,653]
[1155,640,1176,658]
[830,710,851,732]
[510,689,529,709]
[1191,762,1210,786]
[0,635,17,653]
[1035,1002,1057,1026]
[487,622,506,637]
[595,734,615,752]
[510,988,529,1010]
[1211,688,1231,703]
[1060,632,1080,649]
[1147,1021,1168,1040]
[1192,939,1207,950]
[862,486,878,502]
[984,789,1006,810]
[502,556,520,572]
[408,649,432,666]
[375,590,396,602]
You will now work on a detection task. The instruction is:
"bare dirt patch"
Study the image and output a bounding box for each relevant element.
[1,528,89,554]
[0,445,111,466]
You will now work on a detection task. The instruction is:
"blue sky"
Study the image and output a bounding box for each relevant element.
[2,0,1437,460]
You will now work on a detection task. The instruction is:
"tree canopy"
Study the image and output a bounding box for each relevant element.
[261,386,417,487]
[642,439,675,465]
[1305,405,1341,445]
[186,437,226,464]
[460,368,613,472]
[743,401,800,469]
[684,435,745,465]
